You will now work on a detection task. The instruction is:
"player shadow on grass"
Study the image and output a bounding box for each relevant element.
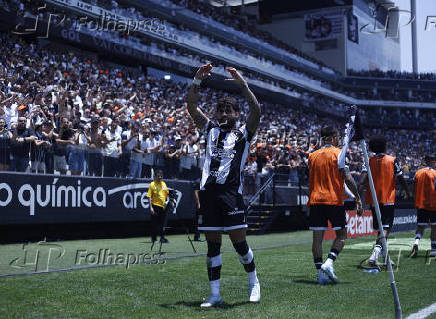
[292,276,352,285]
[159,300,252,310]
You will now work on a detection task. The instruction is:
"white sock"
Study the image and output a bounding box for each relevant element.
[324,258,334,267]
[371,245,382,261]
[210,279,220,296]
[248,270,258,285]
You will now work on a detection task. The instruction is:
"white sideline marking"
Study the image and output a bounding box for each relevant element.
[406,302,436,319]
[347,238,431,250]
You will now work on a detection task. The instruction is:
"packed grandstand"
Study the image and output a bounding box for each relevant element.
[0,0,434,191]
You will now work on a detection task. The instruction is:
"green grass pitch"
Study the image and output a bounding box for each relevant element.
[0,231,435,319]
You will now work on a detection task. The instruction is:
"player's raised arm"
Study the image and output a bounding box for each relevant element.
[340,167,364,216]
[225,67,260,138]
[187,64,212,131]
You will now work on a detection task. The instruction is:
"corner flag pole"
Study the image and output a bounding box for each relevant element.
[359,139,402,319]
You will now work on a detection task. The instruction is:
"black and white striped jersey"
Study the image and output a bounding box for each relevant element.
[200,120,252,194]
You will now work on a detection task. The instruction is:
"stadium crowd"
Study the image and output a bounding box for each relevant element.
[0,32,433,195]
[4,0,436,104]
[347,69,436,81]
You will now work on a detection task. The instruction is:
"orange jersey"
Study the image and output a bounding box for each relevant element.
[365,155,400,205]
[414,167,436,211]
[308,146,344,206]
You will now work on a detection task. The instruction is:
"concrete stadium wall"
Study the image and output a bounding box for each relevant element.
[257,13,346,74]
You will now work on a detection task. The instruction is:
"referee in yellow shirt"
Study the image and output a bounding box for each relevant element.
[147,170,170,243]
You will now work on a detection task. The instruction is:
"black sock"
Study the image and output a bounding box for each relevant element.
[314,257,322,270]
[207,241,222,281]
[328,248,339,261]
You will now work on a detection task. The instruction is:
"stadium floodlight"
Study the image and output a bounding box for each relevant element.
[358,133,402,319]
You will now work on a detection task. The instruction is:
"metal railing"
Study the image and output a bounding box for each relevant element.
[246,173,275,213]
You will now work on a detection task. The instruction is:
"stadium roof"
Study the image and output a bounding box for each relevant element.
[208,0,353,7]
[208,0,259,7]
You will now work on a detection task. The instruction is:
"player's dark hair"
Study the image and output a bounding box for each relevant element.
[217,97,239,112]
[368,135,387,153]
[155,169,164,177]
[320,125,338,138]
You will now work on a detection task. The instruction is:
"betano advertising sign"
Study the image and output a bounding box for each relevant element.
[324,209,417,240]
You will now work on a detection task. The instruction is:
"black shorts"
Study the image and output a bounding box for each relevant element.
[197,187,247,232]
[370,204,395,230]
[309,205,346,231]
[417,209,436,226]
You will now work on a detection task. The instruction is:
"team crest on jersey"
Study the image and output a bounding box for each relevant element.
[227,209,245,216]
[210,146,236,159]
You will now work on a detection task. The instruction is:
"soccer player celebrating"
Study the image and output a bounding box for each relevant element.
[358,135,411,268]
[187,64,261,307]
[308,126,363,284]
[409,154,436,258]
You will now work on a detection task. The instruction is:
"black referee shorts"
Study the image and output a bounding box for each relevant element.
[309,205,346,231]
[197,186,247,232]
[417,209,436,226]
[370,204,395,231]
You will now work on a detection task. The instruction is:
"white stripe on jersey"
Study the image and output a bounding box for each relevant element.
[200,122,251,194]
[200,125,219,189]
[215,131,238,184]
[238,142,250,194]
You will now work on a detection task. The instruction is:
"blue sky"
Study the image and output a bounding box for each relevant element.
[395,0,436,72]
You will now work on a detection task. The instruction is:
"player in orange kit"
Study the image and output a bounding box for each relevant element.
[308,125,363,284]
[358,135,411,268]
[409,154,436,258]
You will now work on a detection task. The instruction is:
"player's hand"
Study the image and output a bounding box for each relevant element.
[356,199,364,216]
[196,202,200,211]
[194,63,212,81]
[150,208,155,215]
[225,67,247,88]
